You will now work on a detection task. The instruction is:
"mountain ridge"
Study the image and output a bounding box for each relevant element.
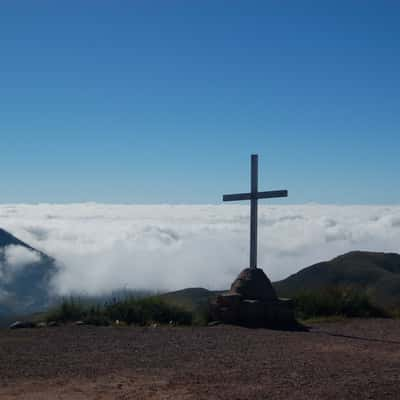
[274,251,400,307]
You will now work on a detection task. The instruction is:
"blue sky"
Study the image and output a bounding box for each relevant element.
[0,1,399,204]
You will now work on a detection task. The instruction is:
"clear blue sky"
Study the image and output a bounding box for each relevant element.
[1,1,399,204]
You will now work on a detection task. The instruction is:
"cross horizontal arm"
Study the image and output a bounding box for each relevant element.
[223,190,288,202]
[257,190,288,199]
[223,193,252,201]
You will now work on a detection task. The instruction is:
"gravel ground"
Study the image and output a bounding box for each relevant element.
[0,319,399,399]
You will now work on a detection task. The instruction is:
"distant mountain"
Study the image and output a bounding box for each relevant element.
[0,228,56,318]
[274,251,400,308]
[160,252,400,311]
[160,287,223,311]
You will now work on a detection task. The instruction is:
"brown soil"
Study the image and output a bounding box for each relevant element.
[0,319,399,399]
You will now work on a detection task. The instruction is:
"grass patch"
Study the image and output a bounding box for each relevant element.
[45,297,88,323]
[105,296,192,326]
[45,296,192,326]
[293,286,387,320]
[44,286,389,328]
[191,304,212,326]
[299,315,347,324]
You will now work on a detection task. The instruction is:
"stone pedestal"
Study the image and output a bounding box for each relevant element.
[210,268,298,329]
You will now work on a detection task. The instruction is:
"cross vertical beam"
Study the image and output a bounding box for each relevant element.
[222,154,288,270]
[250,154,258,269]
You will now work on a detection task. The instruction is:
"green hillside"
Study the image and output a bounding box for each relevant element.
[274,251,400,308]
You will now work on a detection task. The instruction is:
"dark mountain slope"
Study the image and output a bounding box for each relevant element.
[0,228,56,317]
[0,228,36,250]
[274,251,400,307]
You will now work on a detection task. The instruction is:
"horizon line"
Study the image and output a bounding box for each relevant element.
[0,202,399,207]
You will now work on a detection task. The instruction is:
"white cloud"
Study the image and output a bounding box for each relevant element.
[0,245,41,283]
[0,203,399,295]
[4,245,41,269]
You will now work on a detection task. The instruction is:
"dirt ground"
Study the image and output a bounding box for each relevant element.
[0,319,399,399]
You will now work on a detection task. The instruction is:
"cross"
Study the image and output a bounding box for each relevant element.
[223,154,288,269]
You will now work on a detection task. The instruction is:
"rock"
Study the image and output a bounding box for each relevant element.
[212,293,242,323]
[36,322,47,328]
[240,299,265,325]
[216,293,242,307]
[75,320,86,326]
[9,321,36,329]
[208,321,221,327]
[47,321,60,327]
[210,268,299,329]
[211,296,297,328]
[230,268,277,301]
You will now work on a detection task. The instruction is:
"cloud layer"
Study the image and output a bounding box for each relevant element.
[0,203,399,295]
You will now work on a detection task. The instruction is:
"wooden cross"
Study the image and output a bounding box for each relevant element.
[223,154,288,269]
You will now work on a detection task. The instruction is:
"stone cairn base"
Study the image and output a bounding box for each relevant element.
[210,268,298,329]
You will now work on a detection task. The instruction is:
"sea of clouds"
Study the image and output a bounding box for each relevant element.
[0,203,399,296]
